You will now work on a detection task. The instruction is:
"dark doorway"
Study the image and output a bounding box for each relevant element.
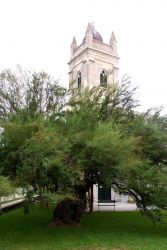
[98,185,111,201]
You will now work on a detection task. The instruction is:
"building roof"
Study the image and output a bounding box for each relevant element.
[83,23,103,43]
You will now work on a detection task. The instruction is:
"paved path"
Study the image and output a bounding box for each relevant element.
[0,198,24,210]
[1,199,137,212]
[98,202,137,211]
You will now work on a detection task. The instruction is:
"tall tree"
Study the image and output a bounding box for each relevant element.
[1,68,167,226]
[0,66,67,121]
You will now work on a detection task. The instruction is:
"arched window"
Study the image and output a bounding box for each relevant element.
[77,71,81,88]
[100,70,107,87]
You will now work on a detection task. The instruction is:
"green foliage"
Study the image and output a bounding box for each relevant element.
[0,66,67,121]
[43,191,78,205]
[0,176,15,197]
[87,121,137,184]
[1,67,167,225]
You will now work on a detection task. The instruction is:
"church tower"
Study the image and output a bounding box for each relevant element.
[68,23,119,89]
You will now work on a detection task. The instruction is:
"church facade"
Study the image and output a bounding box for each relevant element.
[68,23,129,210]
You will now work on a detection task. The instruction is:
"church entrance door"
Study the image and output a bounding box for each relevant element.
[98,185,111,201]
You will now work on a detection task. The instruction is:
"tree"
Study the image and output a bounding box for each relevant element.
[0,66,67,122]
[0,176,15,212]
[1,68,167,226]
[0,176,15,197]
[55,86,167,225]
[114,112,167,225]
[0,67,76,218]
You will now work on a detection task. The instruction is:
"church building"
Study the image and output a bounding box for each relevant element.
[68,23,129,211]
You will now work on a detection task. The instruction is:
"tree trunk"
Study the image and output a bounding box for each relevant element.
[87,185,94,213]
[49,198,85,226]
[49,186,87,226]
[90,184,94,213]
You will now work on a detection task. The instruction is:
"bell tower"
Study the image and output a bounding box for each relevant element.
[68,23,119,89]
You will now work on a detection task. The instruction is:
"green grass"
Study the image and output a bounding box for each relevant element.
[0,205,167,250]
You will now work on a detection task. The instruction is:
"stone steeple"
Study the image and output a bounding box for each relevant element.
[68,23,119,89]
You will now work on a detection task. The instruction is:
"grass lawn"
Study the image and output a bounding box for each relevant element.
[0,205,167,250]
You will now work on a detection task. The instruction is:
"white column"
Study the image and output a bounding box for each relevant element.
[111,188,115,200]
[93,184,98,211]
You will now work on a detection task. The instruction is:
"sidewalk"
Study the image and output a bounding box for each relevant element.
[0,198,24,210]
[98,202,137,211]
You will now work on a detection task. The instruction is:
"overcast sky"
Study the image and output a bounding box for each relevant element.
[0,0,167,113]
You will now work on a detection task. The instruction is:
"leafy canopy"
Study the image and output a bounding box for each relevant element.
[0,68,167,224]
